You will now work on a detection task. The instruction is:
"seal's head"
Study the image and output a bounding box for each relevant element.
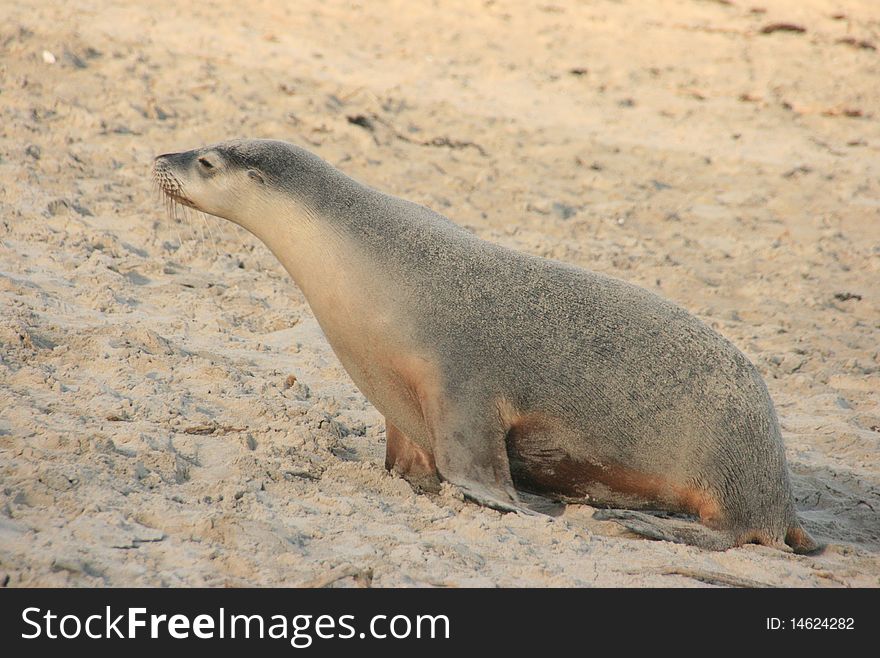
[152,139,344,234]
[152,140,278,222]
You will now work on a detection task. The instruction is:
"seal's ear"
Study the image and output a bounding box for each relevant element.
[247,169,265,185]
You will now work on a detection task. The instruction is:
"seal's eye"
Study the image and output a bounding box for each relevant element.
[198,157,214,170]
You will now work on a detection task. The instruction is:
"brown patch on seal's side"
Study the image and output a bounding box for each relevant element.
[504,413,722,524]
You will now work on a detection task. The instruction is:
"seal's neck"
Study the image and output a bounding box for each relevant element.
[232,190,359,301]
[223,170,469,351]
[231,172,451,297]
[231,186,422,402]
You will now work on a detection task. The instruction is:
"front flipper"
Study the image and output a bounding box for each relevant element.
[451,479,541,515]
[384,421,441,493]
[593,509,736,551]
[431,412,540,516]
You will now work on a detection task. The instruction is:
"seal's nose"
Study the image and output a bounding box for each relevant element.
[153,151,198,174]
[151,155,171,178]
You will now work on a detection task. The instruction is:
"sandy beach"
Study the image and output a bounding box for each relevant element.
[1,0,878,587]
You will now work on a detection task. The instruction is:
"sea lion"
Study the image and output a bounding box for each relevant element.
[152,138,820,553]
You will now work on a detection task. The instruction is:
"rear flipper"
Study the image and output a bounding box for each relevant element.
[592,509,737,551]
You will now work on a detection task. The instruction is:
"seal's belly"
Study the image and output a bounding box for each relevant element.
[328,335,440,451]
[307,286,440,450]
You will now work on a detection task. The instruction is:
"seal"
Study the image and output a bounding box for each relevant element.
[152,139,820,553]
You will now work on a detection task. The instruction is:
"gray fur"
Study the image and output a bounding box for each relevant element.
[153,139,820,553]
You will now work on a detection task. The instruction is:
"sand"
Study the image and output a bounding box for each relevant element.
[0,0,878,587]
